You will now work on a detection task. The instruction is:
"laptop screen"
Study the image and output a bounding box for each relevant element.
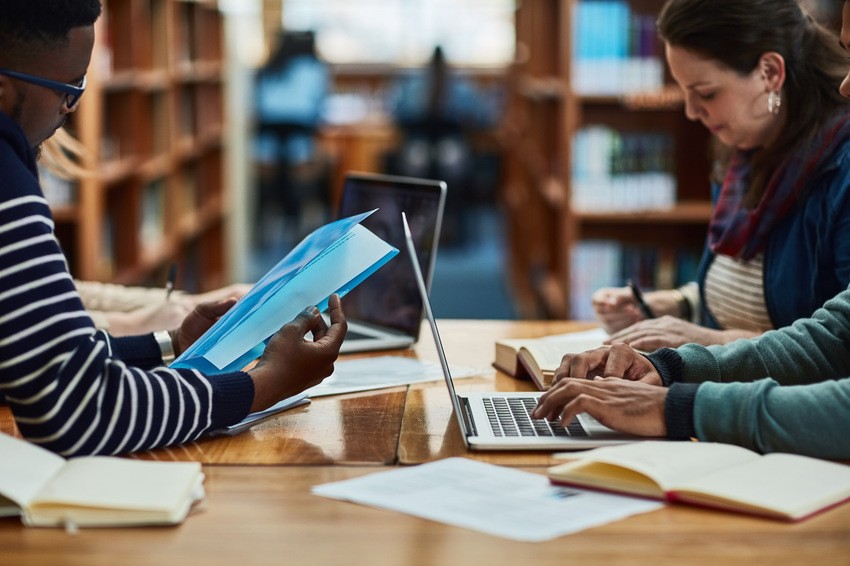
[336,172,446,338]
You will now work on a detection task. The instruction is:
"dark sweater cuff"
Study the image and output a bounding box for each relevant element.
[664,382,699,440]
[647,348,685,386]
[208,371,254,430]
[112,334,163,368]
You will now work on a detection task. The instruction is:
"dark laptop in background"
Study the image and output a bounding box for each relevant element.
[335,172,447,354]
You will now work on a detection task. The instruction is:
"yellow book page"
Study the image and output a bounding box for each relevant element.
[550,441,758,495]
[495,329,606,376]
[31,457,201,513]
[0,433,65,509]
[521,331,607,373]
[671,453,850,520]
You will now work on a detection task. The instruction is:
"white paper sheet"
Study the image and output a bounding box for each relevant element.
[312,457,662,542]
[306,356,481,397]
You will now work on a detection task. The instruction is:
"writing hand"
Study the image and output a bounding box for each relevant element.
[591,286,644,334]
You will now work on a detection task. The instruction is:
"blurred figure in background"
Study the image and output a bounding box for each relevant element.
[385,46,503,248]
[253,30,331,249]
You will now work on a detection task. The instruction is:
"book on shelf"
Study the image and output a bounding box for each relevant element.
[571,0,663,95]
[548,441,850,521]
[494,328,608,390]
[172,210,398,374]
[0,432,204,528]
[571,126,675,213]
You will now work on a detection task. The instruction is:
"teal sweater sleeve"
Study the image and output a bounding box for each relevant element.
[693,378,850,459]
[648,286,850,457]
[677,286,850,385]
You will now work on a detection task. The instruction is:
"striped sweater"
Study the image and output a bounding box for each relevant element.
[0,112,253,456]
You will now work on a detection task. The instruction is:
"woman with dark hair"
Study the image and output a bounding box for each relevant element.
[592,0,850,351]
[530,0,850,460]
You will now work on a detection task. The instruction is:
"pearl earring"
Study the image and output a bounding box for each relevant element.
[767,90,782,115]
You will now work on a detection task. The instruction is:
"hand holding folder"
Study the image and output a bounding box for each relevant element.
[172,210,398,374]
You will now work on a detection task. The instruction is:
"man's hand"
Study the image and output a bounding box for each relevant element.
[554,343,663,386]
[171,298,238,356]
[531,377,668,437]
[248,294,347,412]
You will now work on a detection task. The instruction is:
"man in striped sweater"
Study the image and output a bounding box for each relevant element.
[0,1,347,456]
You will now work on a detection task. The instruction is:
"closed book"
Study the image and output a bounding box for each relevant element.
[548,441,850,521]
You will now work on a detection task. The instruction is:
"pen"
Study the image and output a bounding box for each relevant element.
[627,279,655,319]
[165,262,177,301]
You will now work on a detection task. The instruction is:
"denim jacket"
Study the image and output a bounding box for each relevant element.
[696,139,850,329]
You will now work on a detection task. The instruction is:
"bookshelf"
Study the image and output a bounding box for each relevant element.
[50,0,228,293]
[501,0,712,319]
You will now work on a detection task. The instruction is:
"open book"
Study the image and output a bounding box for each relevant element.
[494,328,607,390]
[0,433,204,527]
[172,210,398,374]
[547,441,850,521]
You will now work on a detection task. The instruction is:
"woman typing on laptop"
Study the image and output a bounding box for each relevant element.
[533,0,850,460]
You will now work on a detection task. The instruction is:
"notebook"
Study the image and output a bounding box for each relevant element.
[402,212,640,451]
[336,172,446,354]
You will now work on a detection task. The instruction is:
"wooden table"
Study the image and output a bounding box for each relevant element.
[2,320,849,565]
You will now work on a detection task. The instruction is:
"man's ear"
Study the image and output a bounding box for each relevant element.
[759,51,786,92]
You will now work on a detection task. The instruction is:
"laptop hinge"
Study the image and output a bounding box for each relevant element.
[459,396,478,437]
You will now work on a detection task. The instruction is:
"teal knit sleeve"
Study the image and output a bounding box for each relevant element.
[693,378,850,459]
[677,287,850,386]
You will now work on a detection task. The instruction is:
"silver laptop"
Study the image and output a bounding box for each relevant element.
[402,212,639,451]
[336,173,446,354]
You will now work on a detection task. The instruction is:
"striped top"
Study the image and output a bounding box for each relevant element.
[703,253,773,333]
[0,112,253,456]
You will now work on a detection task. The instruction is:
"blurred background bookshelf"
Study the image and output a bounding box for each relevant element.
[47,0,228,293]
[43,0,843,321]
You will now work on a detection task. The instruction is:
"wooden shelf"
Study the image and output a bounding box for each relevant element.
[501,0,712,319]
[576,201,713,224]
[57,0,228,292]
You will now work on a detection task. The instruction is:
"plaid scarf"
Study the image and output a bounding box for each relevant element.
[708,111,850,260]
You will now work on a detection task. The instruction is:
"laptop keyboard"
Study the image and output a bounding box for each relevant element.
[482,397,588,437]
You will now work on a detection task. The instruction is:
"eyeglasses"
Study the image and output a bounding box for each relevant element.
[0,68,86,111]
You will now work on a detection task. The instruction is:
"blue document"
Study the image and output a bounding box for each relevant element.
[172,210,398,374]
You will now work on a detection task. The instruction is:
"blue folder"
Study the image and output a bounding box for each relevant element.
[172,210,398,374]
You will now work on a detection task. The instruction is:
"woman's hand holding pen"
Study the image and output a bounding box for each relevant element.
[591,287,645,334]
[592,285,668,334]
